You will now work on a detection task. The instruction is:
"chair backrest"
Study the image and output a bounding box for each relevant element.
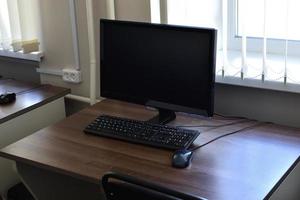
[101,171,207,200]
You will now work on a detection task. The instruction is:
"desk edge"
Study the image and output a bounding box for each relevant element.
[264,156,300,200]
[0,87,70,124]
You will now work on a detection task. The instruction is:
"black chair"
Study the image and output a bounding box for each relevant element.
[102,171,207,200]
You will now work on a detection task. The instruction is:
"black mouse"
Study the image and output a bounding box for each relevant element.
[172,149,193,168]
[0,92,16,104]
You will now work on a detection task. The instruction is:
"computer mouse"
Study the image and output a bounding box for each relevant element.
[172,149,193,168]
[0,92,16,105]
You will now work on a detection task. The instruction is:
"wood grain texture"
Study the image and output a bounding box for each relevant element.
[1,99,300,200]
[0,79,70,124]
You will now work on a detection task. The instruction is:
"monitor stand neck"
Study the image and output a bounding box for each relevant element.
[147,108,176,125]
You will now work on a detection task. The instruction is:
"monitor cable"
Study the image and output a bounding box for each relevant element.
[0,77,15,83]
[213,112,249,120]
[176,113,273,152]
[176,119,250,129]
[2,85,47,96]
[1,85,48,105]
[15,85,48,96]
[189,121,269,152]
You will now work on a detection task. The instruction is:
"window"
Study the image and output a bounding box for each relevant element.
[0,0,13,50]
[167,0,219,28]
[0,0,42,61]
[150,0,220,28]
[227,0,300,83]
[150,0,300,93]
[237,0,300,41]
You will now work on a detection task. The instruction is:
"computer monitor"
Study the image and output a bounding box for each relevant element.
[100,19,217,124]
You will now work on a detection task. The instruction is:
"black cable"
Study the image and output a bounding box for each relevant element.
[16,85,47,95]
[190,122,266,152]
[1,85,47,96]
[176,119,250,129]
[0,78,45,96]
[213,112,249,120]
[0,78,14,82]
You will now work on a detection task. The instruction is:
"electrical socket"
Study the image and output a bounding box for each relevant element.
[62,68,82,83]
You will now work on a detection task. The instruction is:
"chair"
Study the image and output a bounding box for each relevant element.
[102,171,207,200]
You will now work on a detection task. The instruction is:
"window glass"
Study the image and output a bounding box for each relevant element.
[237,0,300,40]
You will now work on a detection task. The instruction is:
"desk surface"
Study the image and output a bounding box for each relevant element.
[0,79,70,124]
[1,99,300,200]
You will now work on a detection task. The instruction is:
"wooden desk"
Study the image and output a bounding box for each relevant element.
[1,99,300,200]
[0,79,69,123]
[0,79,70,196]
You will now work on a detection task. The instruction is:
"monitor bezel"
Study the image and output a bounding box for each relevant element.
[100,19,216,117]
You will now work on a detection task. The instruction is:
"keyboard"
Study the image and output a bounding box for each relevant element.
[84,115,200,150]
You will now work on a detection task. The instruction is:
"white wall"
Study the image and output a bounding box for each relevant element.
[35,0,106,97]
[38,0,151,97]
[215,84,300,127]
[115,0,151,22]
[0,58,40,83]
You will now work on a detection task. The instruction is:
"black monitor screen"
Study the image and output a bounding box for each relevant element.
[100,19,216,117]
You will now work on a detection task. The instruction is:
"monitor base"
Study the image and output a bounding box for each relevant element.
[147,108,176,125]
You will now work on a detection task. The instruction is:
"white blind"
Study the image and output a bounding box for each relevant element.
[167,0,219,29]
[151,0,300,86]
[0,0,42,50]
[223,0,300,84]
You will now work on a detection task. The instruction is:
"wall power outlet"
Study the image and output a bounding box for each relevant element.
[62,68,82,83]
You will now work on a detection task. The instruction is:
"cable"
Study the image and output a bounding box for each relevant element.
[176,119,250,129]
[228,70,241,77]
[1,85,47,96]
[213,112,248,120]
[16,85,47,95]
[190,122,266,152]
[244,74,261,79]
[216,69,223,75]
[0,78,14,82]
[266,76,285,82]
[287,76,300,84]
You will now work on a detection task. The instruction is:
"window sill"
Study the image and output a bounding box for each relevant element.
[0,49,43,62]
[216,75,300,94]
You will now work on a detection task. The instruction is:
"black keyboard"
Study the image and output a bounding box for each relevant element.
[84,115,200,150]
